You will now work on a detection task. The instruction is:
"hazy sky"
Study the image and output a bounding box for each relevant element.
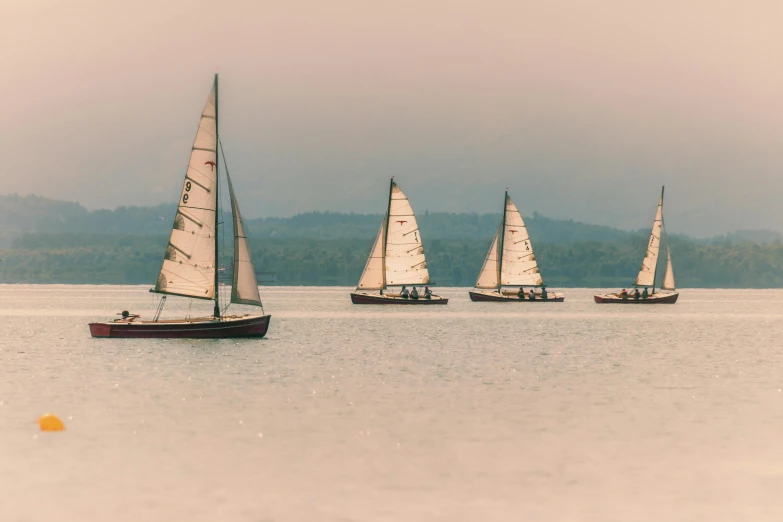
[3,0,782,236]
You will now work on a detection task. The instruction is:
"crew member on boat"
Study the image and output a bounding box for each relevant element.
[518,287,525,300]
[410,287,419,300]
[541,286,548,300]
[401,286,409,299]
[620,289,628,300]
[424,286,432,299]
[642,287,649,299]
[633,288,641,300]
[529,288,536,300]
[117,310,139,322]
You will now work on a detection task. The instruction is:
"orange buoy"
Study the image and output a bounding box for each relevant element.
[38,413,65,432]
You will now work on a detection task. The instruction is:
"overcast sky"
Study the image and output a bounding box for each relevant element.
[2,0,782,236]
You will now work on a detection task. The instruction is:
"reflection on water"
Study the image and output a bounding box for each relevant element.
[1,285,782,521]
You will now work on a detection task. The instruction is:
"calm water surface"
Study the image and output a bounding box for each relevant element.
[1,285,782,521]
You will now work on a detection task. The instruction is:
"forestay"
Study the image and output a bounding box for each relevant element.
[226,170,262,307]
[474,225,501,289]
[500,195,543,287]
[635,195,663,287]
[385,182,430,286]
[662,247,676,290]
[154,82,218,300]
[357,219,386,290]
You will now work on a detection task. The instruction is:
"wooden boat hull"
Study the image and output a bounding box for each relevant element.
[88,314,271,339]
[469,291,565,302]
[350,292,448,305]
[594,293,679,304]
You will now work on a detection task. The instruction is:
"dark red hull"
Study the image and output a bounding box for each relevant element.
[350,293,448,305]
[594,293,679,304]
[468,291,565,302]
[88,314,271,339]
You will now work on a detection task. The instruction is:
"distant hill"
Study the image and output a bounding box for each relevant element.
[242,210,635,244]
[0,193,645,245]
[0,194,173,246]
[3,193,781,246]
[711,229,783,245]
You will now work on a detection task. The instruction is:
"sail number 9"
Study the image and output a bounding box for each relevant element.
[182,181,192,204]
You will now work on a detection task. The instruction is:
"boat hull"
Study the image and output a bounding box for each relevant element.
[88,314,271,339]
[468,291,565,302]
[594,293,679,304]
[350,292,448,305]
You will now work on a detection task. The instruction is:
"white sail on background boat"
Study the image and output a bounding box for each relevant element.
[89,74,271,338]
[385,182,430,286]
[635,192,663,288]
[356,219,386,290]
[474,224,501,290]
[662,246,676,291]
[469,191,563,302]
[351,179,447,304]
[500,194,543,287]
[594,186,679,304]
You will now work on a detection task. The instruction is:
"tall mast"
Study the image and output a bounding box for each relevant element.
[496,191,507,291]
[651,185,664,293]
[381,177,394,289]
[213,73,221,319]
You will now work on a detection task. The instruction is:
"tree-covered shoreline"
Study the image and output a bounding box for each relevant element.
[2,194,783,287]
[3,232,783,288]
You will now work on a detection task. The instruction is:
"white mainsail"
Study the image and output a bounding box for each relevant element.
[154,81,218,300]
[500,194,543,287]
[474,225,501,289]
[635,191,663,288]
[357,218,386,290]
[226,170,262,307]
[662,247,675,291]
[384,181,430,286]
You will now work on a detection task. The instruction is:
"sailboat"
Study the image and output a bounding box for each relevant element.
[594,186,679,304]
[469,191,564,302]
[89,75,271,337]
[350,178,447,305]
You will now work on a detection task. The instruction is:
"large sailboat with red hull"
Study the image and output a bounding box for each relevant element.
[469,191,564,302]
[594,186,678,304]
[350,179,447,305]
[89,75,271,338]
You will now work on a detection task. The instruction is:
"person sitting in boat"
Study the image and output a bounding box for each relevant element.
[529,288,536,300]
[117,310,139,322]
[642,287,649,299]
[424,286,432,299]
[410,287,419,300]
[518,287,525,300]
[401,286,409,299]
[619,289,628,300]
[541,286,548,299]
[633,288,641,300]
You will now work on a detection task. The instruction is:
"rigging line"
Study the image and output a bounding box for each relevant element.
[183,176,211,192]
[216,136,232,314]
[184,166,215,182]
[159,269,216,290]
[177,205,217,213]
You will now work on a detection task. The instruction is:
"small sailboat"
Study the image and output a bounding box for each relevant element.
[89,75,271,337]
[594,186,679,304]
[350,178,447,305]
[469,191,564,302]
